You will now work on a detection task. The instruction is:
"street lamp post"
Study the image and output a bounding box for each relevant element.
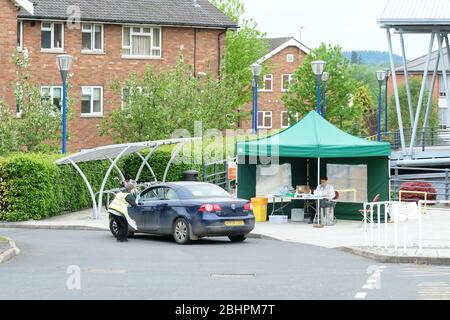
[251,63,262,134]
[321,72,330,119]
[376,70,387,142]
[56,55,73,155]
[385,70,389,135]
[311,61,326,115]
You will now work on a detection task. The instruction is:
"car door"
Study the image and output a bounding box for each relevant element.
[157,187,182,234]
[137,188,163,232]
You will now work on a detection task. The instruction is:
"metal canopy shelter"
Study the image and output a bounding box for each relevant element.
[379,0,450,162]
[56,137,201,220]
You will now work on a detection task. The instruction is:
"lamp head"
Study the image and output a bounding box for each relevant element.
[376,70,387,82]
[56,55,73,82]
[311,60,326,76]
[250,63,262,78]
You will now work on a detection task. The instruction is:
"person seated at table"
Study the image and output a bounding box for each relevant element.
[308,176,336,224]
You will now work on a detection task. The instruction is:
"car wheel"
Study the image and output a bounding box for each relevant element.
[109,218,118,238]
[228,235,247,242]
[173,218,191,245]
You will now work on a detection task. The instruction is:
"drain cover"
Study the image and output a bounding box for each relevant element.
[211,273,255,278]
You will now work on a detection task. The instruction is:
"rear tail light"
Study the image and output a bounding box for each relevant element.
[244,202,253,211]
[199,204,222,213]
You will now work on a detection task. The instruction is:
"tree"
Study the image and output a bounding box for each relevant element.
[0,102,18,155]
[351,51,359,65]
[101,60,244,143]
[13,52,73,153]
[283,43,357,132]
[210,0,268,123]
[351,85,377,136]
[388,78,439,133]
[0,52,73,156]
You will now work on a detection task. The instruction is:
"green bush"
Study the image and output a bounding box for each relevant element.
[0,150,204,222]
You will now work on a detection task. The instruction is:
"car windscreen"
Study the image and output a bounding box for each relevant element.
[183,184,231,198]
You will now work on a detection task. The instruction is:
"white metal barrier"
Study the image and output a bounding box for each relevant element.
[363,200,423,255]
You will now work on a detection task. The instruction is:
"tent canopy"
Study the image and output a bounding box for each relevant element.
[237,111,391,158]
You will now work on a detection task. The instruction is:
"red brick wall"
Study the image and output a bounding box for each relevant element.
[0,0,19,108]
[4,13,225,151]
[387,73,441,103]
[241,46,306,130]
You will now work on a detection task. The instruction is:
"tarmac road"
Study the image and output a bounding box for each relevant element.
[1,228,450,300]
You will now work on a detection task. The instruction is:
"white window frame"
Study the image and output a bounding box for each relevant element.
[258,111,272,129]
[81,23,104,53]
[41,22,64,52]
[17,20,24,51]
[281,111,299,128]
[122,25,162,59]
[286,54,294,62]
[41,86,63,111]
[81,86,103,117]
[260,74,273,92]
[281,74,293,92]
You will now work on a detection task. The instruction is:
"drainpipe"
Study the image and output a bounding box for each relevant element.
[194,28,197,77]
[217,28,228,78]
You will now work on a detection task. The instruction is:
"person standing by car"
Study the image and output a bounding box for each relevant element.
[108,181,139,242]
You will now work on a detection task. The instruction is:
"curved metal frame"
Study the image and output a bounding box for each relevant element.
[162,141,188,183]
[106,156,126,182]
[135,145,160,182]
[97,146,132,219]
[55,137,202,220]
[68,158,98,219]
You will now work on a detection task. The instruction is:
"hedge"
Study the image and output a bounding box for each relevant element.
[0,150,203,222]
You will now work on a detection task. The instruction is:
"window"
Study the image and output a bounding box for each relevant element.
[81,87,103,116]
[184,184,230,199]
[17,21,23,50]
[282,74,292,92]
[41,22,63,51]
[261,74,273,92]
[82,24,103,52]
[286,54,294,62]
[256,164,292,197]
[122,26,161,58]
[41,86,63,111]
[140,187,179,201]
[258,111,272,129]
[281,111,299,128]
[326,164,368,203]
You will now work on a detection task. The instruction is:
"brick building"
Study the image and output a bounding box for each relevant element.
[0,0,236,151]
[388,50,450,129]
[241,37,309,130]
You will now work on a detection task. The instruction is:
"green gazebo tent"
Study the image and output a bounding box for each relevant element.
[236,111,391,220]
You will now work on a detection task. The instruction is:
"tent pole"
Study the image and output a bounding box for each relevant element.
[317,157,320,225]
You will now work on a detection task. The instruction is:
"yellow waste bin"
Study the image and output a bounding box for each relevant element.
[251,197,269,222]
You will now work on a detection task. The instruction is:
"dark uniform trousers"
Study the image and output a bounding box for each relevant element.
[113,214,128,241]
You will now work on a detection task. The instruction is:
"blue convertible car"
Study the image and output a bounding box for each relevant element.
[109,182,255,244]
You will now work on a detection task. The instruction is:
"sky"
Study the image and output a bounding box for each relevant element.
[241,0,430,60]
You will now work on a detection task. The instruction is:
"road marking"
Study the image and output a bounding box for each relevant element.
[418,282,450,300]
[400,266,450,278]
[354,292,367,299]
[354,265,387,299]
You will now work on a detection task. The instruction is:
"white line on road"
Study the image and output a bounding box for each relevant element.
[354,292,368,299]
[354,265,387,299]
